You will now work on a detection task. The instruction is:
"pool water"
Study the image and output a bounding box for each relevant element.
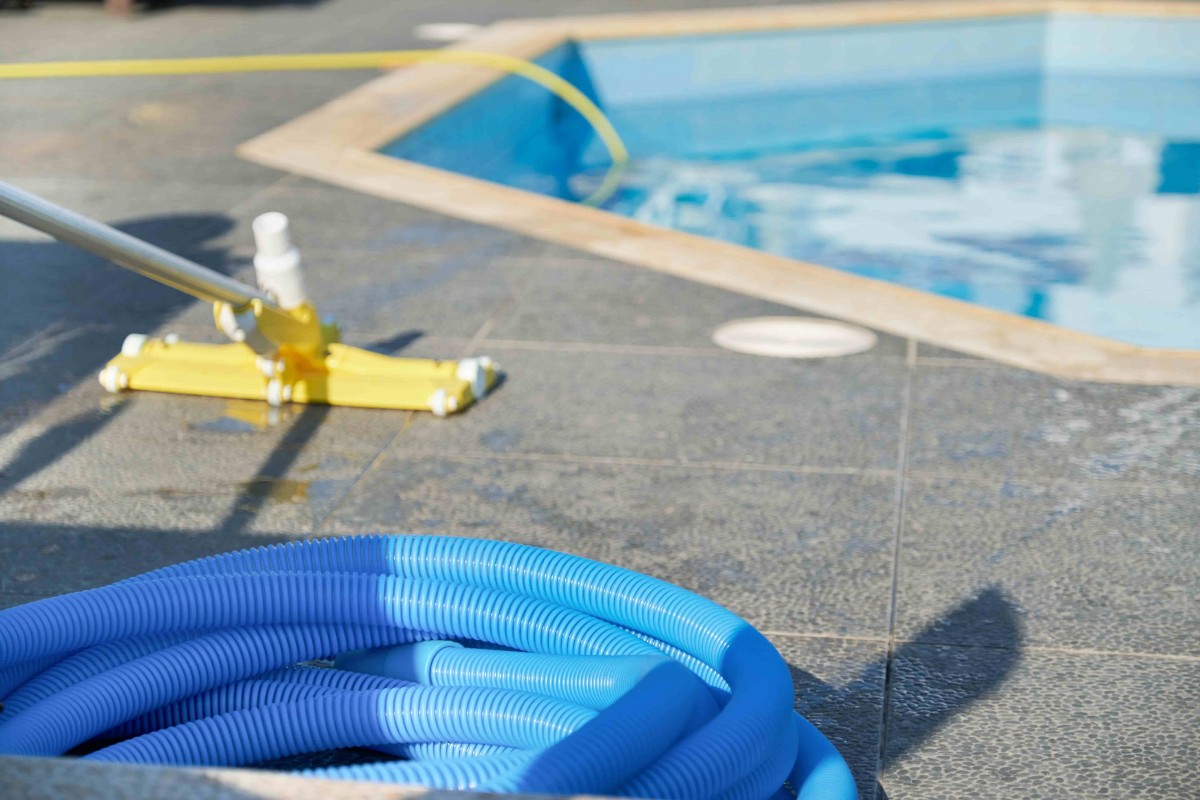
[588,118,1200,349]
[383,15,1200,349]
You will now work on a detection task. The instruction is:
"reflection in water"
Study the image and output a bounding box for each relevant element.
[602,127,1200,348]
[190,400,294,433]
[234,477,311,505]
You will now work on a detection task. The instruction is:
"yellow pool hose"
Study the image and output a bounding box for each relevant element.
[0,51,628,206]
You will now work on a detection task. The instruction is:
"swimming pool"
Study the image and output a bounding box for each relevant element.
[380,13,1200,350]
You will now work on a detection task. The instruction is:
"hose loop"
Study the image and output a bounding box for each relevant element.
[0,535,856,800]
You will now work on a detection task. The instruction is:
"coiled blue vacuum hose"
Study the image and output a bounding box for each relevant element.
[0,535,857,799]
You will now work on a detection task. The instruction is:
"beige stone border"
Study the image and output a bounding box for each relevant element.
[238,0,1200,386]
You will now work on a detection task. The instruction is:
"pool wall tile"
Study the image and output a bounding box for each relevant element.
[1045,15,1200,78]
[578,17,1047,107]
[385,14,1200,172]
[381,43,598,196]
[607,75,1041,159]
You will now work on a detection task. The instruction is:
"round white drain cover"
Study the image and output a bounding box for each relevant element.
[413,23,483,42]
[712,317,877,358]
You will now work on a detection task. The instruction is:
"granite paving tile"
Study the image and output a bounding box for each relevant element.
[0,523,298,600]
[908,364,1200,484]
[396,347,908,470]
[1,1,1194,798]
[896,476,1199,656]
[0,102,280,187]
[882,646,1200,800]
[486,259,909,357]
[774,634,887,800]
[322,454,897,637]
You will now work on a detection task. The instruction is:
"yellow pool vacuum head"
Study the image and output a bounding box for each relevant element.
[0,181,498,416]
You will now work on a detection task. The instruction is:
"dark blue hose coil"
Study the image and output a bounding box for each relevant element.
[0,535,857,799]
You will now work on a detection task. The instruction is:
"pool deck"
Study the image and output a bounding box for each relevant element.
[1,1,1197,799]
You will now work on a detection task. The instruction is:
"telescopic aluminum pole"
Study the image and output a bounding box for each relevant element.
[0,179,274,310]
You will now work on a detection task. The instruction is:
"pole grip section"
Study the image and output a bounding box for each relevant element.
[0,180,274,309]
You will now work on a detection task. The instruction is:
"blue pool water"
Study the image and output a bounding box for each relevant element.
[383,15,1200,349]
[588,111,1200,350]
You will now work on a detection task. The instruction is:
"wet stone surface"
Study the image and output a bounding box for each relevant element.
[883,646,1200,800]
[1,1,1197,798]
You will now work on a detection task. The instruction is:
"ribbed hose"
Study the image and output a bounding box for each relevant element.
[0,535,857,800]
[103,667,413,740]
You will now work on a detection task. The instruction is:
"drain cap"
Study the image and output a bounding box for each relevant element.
[413,23,483,42]
[712,317,877,358]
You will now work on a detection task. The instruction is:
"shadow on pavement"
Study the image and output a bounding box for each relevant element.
[788,585,1023,800]
[0,211,243,487]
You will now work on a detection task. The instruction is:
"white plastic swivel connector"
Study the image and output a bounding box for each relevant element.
[456,356,494,400]
[428,388,458,418]
[265,378,293,408]
[215,302,274,354]
[121,333,149,357]
[98,365,129,394]
[252,212,308,310]
[98,334,145,393]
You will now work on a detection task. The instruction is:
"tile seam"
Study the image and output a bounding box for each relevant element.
[380,448,899,477]
[764,630,1200,663]
[877,355,917,790]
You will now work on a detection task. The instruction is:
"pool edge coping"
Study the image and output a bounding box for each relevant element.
[237,0,1200,387]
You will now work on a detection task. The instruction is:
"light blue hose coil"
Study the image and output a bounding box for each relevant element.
[0,535,857,800]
